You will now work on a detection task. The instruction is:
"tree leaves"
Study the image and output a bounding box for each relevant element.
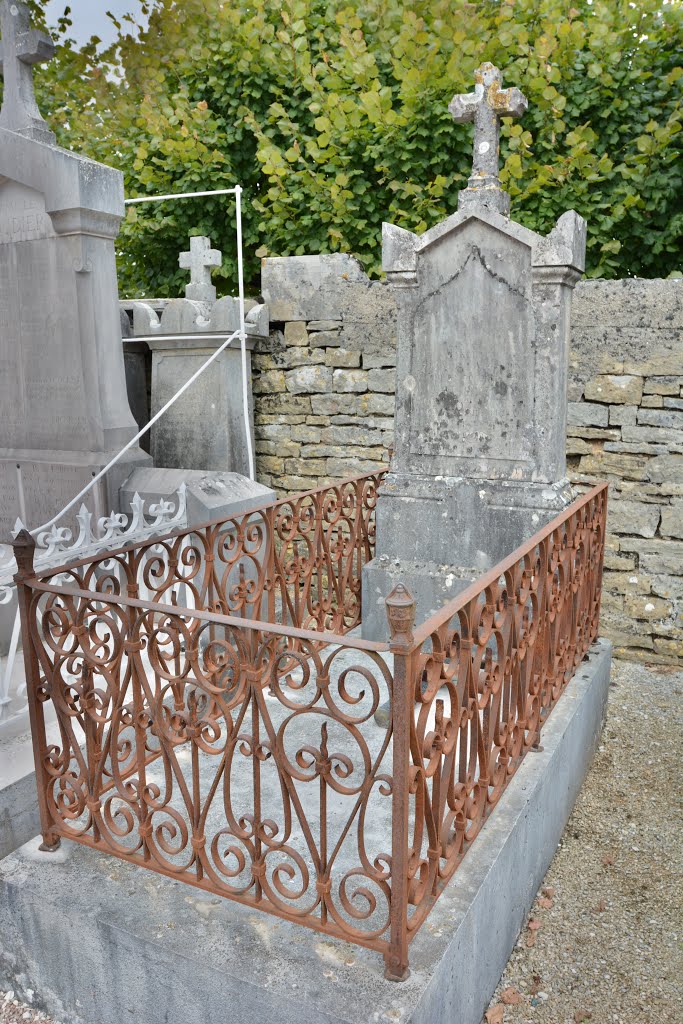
[500,987,523,1005]
[485,1006,505,1024]
[21,0,683,295]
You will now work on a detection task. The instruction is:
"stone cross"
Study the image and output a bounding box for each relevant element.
[0,0,55,144]
[449,62,527,216]
[179,235,222,303]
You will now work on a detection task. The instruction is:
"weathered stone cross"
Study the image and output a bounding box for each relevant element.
[0,0,55,143]
[179,236,222,304]
[449,62,527,216]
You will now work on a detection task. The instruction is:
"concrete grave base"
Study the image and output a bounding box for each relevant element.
[0,730,43,861]
[0,640,611,1024]
[0,703,82,860]
[363,474,575,641]
[362,557,476,643]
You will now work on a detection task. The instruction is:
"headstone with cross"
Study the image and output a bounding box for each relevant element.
[0,0,55,143]
[449,62,527,217]
[0,0,149,541]
[179,236,222,304]
[362,62,587,640]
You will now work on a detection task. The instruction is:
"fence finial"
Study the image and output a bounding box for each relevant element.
[12,528,36,580]
[385,583,416,652]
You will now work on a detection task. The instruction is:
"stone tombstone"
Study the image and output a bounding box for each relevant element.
[129,237,269,476]
[363,62,586,638]
[0,1,148,539]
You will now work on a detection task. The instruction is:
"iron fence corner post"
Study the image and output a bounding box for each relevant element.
[12,529,61,852]
[384,583,416,982]
[595,485,609,641]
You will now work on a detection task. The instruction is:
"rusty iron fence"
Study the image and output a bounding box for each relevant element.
[14,473,607,979]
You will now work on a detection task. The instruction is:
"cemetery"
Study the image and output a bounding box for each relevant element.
[0,3,680,1024]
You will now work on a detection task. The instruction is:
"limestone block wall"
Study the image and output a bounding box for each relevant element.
[253,264,682,667]
[254,255,397,491]
[567,280,682,667]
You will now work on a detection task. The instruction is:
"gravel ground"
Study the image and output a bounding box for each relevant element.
[1,659,681,1024]
[485,658,682,1024]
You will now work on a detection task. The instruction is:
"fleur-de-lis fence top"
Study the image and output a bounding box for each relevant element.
[449,62,527,216]
[0,0,55,143]
[0,485,188,604]
[179,236,223,304]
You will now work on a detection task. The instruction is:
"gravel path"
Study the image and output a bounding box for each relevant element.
[485,659,682,1024]
[2,659,681,1024]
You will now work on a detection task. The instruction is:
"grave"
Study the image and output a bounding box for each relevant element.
[129,236,269,475]
[0,45,613,1024]
[0,641,612,1024]
[362,63,586,639]
[0,0,149,541]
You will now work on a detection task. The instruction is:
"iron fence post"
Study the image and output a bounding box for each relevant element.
[595,487,608,640]
[13,529,61,852]
[384,582,416,981]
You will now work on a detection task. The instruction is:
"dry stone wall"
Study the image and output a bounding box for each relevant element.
[567,280,682,667]
[255,254,397,491]
[254,259,682,667]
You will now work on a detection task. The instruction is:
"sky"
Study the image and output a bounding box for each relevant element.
[44,0,148,48]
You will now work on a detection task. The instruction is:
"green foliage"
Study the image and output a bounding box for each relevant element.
[20,0,683,293]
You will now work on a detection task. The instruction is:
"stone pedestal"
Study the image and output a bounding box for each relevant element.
[148,334,257,476]
[0,128,149,539]
[363,206,586,638]
[126,291,269,478]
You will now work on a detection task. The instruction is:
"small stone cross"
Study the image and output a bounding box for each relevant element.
[449,62,527,216]
[179,235,222,304]
[0,0,56,143]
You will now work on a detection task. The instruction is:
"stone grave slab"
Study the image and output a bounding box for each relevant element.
[120,467,275,526]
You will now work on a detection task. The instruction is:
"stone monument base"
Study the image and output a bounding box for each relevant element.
[363,473,575,640]
[148,335,257,476]
[0,640,611,1024]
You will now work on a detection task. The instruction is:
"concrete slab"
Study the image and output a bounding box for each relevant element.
[0,640,611,1024]
[0,709,83,860]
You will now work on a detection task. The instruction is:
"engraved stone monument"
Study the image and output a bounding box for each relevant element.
[133,236,268,475]
[362,63,587,638]
[0,0,148,539]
